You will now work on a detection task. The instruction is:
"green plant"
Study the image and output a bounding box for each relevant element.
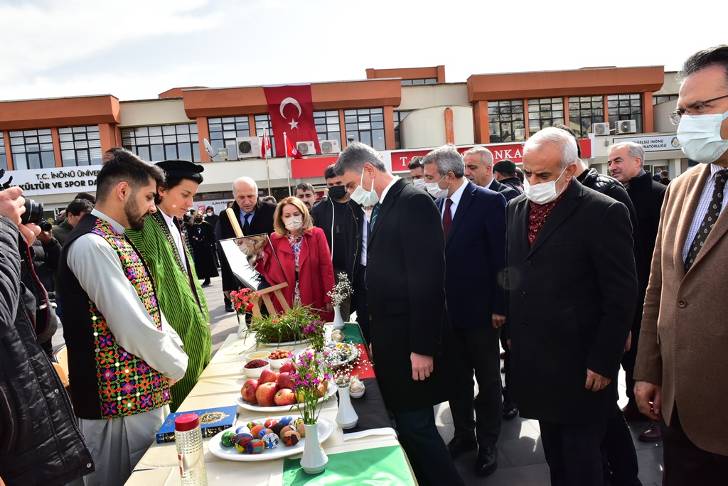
[249,305,319,345]
[291,350,333,424]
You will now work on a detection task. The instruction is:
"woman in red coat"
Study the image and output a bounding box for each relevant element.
[257,196,335,321]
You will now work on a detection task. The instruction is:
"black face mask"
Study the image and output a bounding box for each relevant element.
[328,185,347,200]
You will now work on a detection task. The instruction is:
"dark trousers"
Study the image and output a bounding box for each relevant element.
[447,326,502,447]
[662,406,728,486]
[540,419,608,486]
[353,263,370,342]
[621,324,640,402]
[603,408,641,486]
[501,333,515,408]
[393,407,465,486]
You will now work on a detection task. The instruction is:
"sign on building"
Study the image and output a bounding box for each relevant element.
[5,165,103,196]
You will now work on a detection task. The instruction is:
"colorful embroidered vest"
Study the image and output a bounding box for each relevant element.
[88,218,171,418]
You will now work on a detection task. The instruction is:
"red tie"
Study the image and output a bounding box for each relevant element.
[443,198,453,236]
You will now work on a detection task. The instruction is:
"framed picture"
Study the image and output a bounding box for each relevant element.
[218,234,283,290]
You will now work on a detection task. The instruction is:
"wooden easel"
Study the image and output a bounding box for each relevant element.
[226,207,289,318]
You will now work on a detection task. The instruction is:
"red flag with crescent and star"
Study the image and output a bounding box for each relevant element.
[263,84,320,158]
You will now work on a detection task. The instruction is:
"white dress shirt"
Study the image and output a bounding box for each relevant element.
[67,209,188,381]
[441,178,468,221]
[160,209,186,264]
[682,164,728,261]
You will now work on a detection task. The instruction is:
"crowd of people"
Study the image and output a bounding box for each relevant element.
[0,45,727,486]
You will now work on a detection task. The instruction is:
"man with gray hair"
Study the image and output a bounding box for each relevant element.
[463,146,520,201]
[507,127,637,485]
[334,142,464,486]
[422,145,507,477]
[608,141,666,439]
[216,176,275,311]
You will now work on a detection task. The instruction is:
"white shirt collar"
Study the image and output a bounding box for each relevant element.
[709,163,726,177]
[379,176,401,205]
[159,208,176,227]
[448,178,468,205]
[91,208,125,234]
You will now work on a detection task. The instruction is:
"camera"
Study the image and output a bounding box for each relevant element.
[39,220,52,232]
[21,199,44,225]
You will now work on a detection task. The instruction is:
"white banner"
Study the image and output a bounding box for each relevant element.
[616,135,681,152]
[5,165,102,196]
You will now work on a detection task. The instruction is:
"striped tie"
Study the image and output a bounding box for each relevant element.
[369,203,381,231]
[684,169,728,271]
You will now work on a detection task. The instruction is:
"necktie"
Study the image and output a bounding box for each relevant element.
[443,198,453,236]
[242,213,252,235]
[369,203,381,231]
[685,169,728,271]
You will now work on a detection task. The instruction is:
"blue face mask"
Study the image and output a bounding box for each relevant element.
[677,111,728,163]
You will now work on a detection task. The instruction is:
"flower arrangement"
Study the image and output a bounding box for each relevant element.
[250,305,324,346]
[230,288,256,314]
[303,319,325,352]
[291,350,332,425]
[327,272,353,307]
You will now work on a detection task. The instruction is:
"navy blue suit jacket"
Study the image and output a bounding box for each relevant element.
[437,181,507,329]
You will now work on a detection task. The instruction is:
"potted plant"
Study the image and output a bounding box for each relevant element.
[229,288,256,338]
[249,305,324,347]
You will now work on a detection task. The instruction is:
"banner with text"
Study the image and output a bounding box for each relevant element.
[5,165,102,196]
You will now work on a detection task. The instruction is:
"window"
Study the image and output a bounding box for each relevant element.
[121,123,200,162]
[314,110,341,147]
[394,110,412,149]
[59,125,102,167]
[208,116,250,158]
[344,107,385,150]
[0,134,6,170]
[254,114,276,156]
[488,100,525,143]
[568,96,605,137]
[653,94,678,105]
[528,98,564,135]
[9,129,55,169]
[401,78,437,86]
[608,94,642,132]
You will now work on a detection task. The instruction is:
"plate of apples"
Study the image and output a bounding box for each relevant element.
[238,361,336,412]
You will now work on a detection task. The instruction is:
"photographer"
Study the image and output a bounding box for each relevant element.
[0,186,93,485]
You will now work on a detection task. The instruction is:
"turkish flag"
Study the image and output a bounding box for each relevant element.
[285,134,303,159]
[261,128,271,159]
[263,85,320,158]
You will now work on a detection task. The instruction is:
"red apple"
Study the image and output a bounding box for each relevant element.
[317,381,328,398]
[279,362,296,374]
[277,372,295,390]
[255,382,278,407]
[274,388,296,406]
[258,369,279,385]
[241,379,258,404]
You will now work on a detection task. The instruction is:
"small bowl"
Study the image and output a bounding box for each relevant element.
[350,386,365,399]
[269,357,292,370]
[243,360,270,378]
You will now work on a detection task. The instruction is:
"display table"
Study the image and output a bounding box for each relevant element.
[125,323,416,485]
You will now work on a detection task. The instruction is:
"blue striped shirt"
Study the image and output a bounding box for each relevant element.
[682,164,728,262]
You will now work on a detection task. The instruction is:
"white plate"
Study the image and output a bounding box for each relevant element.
[236,381,337,413]
[324,343,360,368]
[208,418,334,462]
[257,339,310,347]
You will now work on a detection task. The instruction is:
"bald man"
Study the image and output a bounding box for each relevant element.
[216,177,276,311]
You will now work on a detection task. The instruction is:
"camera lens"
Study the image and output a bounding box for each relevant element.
[21,199,44,225]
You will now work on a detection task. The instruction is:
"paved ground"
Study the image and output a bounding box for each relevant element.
[53,275,664,485]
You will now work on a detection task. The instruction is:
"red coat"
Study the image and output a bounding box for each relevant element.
[258,227,335,321]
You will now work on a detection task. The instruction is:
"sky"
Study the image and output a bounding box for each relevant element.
[0,0,725,101]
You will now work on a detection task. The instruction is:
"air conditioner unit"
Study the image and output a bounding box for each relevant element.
[296,141,316,156]
[592,122,611,136]
[236,136,261,159]
[616,119,637,134]
[320,139,340,154]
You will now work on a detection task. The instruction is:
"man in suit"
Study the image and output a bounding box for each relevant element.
[421,145,507,477]
[608,142,666,439]
[634,45,728,485]
[463,147,520,202]
[334,142,464,486]
[508,127,636,485]
[463,146,520,421]
[216,176,275,311]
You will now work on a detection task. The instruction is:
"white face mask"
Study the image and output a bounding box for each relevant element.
[283,215,303,232]
[677,111,728,164]
[350,170,380,207]
[412,178,426,189]
[523,166,569,205]
[424,176,448,199]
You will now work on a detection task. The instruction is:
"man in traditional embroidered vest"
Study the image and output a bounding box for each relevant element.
[127,160,212,410]
[58,148,188,486]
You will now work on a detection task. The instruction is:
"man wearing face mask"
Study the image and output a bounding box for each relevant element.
[633,45,728,485]
[311,165,367,336]
[422,145,507,477]
[334,142,464,486]
[507,127,636,486]
[408,156,425,190]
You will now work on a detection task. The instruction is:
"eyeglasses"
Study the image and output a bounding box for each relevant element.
[670,93,728,125]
